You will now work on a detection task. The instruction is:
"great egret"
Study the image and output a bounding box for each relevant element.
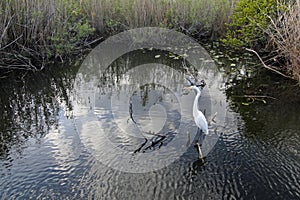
[186,85,209,136]
[185,83,208,159]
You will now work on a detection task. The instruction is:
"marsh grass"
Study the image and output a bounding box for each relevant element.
[86,0,235,36]
[0,0,235,70]
[265,0,300,81]
[0,0,95,70]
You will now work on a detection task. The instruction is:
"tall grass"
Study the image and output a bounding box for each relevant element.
[84,0,235,36]
[266,0,300,81]
[0,0,235,70]
[0,0,94,70]
[0,0,59,70]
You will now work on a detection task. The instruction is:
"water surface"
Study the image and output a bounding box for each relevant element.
[0,48,299,199]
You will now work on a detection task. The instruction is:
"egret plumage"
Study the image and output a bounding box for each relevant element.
[185,83,209,160]
[186,85,209,136]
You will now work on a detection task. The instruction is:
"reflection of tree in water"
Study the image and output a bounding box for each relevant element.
[94,49,194,153]
[129,83,180,153]
[97,49,196,93]
[0,65,79,159]
[226,66,300,144]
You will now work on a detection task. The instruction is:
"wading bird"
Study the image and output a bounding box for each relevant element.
[185,81,208,159]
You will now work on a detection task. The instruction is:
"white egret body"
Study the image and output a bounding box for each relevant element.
[184,84,208,160]
[190,85,209,135]
[185,83,209,160]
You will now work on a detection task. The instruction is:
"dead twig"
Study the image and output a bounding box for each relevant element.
[0,35,23,51]
[245,48,292,79]
[83,37,103,47]
[208,112,218,126]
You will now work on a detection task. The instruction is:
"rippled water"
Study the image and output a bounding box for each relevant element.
[0,48,300,199]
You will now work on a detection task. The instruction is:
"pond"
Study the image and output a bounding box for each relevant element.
[0,43,299,199]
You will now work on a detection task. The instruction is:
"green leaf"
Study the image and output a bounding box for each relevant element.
[242,102,250,106]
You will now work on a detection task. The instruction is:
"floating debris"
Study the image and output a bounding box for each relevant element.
[182,53,189,58]
[155,55,161,59]
[203,59,214,63]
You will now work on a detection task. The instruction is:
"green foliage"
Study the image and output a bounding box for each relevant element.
[222,0,279,48]
[49,0,95,58]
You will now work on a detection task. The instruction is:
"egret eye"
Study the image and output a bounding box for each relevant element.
[196,81,206,89]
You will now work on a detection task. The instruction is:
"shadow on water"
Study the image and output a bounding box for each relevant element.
[0,46,299,199]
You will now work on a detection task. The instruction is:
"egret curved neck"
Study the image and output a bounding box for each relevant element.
[193,91,201,117]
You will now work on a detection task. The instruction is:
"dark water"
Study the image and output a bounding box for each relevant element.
[0,47,299,199]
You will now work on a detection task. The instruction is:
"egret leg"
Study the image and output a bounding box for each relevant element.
[186,130,190,147]
[197,128,206,147]
[195,141,204,160]
[194,128,205,160]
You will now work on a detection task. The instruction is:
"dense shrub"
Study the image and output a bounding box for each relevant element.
[222,0,279,47]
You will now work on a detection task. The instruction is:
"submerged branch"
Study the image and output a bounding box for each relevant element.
[133,133,166,153]
[133,138,148,153]
[231,95,276,99]
[128,99,167,153]
[143,135,166,151]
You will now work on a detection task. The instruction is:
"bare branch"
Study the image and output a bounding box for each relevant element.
[0,35,23,51]
[245,48,292,79]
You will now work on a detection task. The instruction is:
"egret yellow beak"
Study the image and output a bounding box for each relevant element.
[183,86,192,90]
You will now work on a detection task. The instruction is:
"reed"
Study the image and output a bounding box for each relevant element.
[0,0,235,70]
[265,0,300,81]
[0,0,94,70]
[84,0,235,36]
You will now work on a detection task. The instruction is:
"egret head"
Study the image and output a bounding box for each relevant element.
[184,80,206,89]
[183,85,200,96]
[196,80,206,89]
[183,80,206,95]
